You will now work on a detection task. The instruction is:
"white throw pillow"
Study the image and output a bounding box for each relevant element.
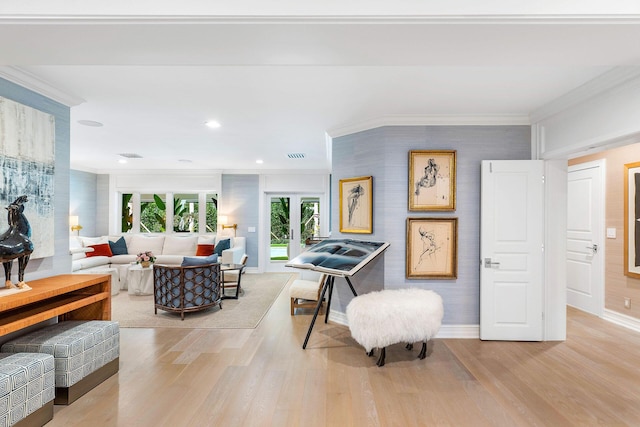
[197,235,216,245]
[162,235,198,256]
[127,235,165,256]
[78,236,109,247]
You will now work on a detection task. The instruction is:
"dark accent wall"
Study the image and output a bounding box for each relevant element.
[331,125,531,325]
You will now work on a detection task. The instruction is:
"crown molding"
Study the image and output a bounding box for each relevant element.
[327,114,530,139]
[0,66,85,107]
[530,66,640,124]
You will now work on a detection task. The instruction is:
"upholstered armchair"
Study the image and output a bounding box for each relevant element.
[153,263,222,320]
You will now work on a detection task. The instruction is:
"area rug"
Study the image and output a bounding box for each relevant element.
[111,272,293,329]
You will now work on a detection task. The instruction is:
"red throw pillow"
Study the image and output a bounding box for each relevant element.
[196,244,215,256]
[86,243,113,257]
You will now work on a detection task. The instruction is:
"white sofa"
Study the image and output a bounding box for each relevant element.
[70,233,246,292]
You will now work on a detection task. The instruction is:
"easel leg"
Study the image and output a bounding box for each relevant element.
[345,276,358,296]
[324,276,334,323]
[303,276,332,349]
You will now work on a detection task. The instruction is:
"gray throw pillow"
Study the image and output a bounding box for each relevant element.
[181,254,218,267]
[214,238,231,256]
[108,236,128,255]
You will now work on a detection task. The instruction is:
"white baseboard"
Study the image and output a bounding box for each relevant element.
[328,309,479,339]
[603,309,640,333]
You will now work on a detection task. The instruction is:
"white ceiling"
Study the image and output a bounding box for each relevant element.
[1,4,640,173]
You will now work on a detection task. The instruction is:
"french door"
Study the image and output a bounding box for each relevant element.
[267,194,321,272]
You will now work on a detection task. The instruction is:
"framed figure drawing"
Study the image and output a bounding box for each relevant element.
[339,176,373,233]
[406,217,457,279]
[409,150,456,211]
[624,161,640,278]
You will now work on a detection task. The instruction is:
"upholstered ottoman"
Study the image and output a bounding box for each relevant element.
[346,288,443,367]
[0,353,55,427]
[1,321,120,405]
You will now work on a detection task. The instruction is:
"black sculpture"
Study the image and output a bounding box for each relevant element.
[0,195,34,289]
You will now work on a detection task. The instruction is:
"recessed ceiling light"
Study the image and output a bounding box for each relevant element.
[78,120,103,127]
[205,120,221,129]
[118,159,127,164]
[178,159,192,163]
[256,159,264,164]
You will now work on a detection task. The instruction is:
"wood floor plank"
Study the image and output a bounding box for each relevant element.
[47,284,640,426]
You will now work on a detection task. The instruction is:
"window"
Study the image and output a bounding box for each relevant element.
[140,193,165,232]
[120,192,218,233]
[122,193,133,232]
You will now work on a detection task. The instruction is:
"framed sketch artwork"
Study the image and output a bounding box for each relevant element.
[339,176,373,233]
[409,150,456,211]
[624,161,640,278]
[406,217,457,279]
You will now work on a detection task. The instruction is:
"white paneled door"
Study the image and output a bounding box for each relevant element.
[480,160,544,341]
[567,161,604,316]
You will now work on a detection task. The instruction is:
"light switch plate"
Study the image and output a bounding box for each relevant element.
[606,228,616,238]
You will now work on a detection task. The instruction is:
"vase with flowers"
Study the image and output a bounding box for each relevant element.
[136,251,156,268]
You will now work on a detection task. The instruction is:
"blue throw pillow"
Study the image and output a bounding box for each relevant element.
[181,254,218,267]
[214,238,231,256]
[109,236,128,255]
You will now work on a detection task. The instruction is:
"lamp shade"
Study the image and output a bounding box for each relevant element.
[218,215,228,226]
[69,216,79,227]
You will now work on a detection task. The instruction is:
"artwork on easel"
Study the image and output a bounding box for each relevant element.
[285,239,389,277]
[0,97,55,259]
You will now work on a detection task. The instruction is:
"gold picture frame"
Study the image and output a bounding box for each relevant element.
[409,150,456,211]
[624,161,640,278]
[339,176,373,233]
[406,217,457,279]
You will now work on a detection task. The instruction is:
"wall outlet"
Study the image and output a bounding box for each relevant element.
[624,297,631,309]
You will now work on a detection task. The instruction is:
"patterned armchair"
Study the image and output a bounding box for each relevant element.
[153,263,222,320]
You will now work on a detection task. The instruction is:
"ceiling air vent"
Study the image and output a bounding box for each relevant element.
[287,153,305,159]
[118,153,143,159]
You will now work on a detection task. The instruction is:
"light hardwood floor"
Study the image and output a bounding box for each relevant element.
[49,281,640,426]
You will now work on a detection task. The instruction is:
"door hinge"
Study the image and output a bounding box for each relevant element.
[542,174,545,184]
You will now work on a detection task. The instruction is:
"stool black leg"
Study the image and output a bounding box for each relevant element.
[418,342,427,359]
[376,347,386,367]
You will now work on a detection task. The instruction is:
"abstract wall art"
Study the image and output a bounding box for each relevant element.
[0,96,55,259]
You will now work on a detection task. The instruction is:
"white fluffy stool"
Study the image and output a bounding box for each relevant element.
[346,288,443,366]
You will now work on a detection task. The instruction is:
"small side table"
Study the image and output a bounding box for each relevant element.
[126,264,154,296]
[221,263,246,299]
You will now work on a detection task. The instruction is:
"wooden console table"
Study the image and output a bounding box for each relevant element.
[0,274,111,337]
